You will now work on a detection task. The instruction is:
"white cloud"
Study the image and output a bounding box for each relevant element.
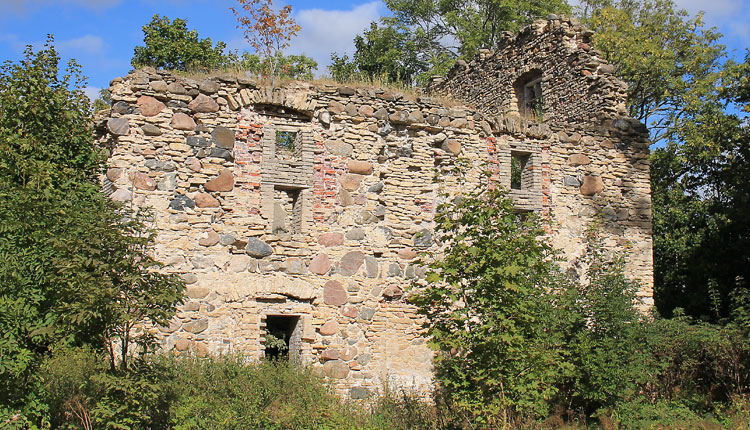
[83,85,101,102]
[672,0,750,49]
[56,35,105,55]
[287,1,385,75]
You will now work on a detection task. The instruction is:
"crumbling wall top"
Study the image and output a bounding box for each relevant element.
[428,16,632,128]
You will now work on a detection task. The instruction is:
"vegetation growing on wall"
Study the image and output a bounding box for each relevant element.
[131,11,317,80]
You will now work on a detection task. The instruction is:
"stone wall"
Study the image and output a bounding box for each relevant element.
[95,16,652,399]
[427,15,629,126]
[428,15,653,306]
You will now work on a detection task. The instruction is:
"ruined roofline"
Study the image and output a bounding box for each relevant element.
[108,67,469,113]
[427,15,640,131]
[436,15,609,82]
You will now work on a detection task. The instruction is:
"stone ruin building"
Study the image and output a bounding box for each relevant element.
[96,16,653,398]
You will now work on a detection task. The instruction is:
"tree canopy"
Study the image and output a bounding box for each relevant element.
[1,39,184,419]
[132,15,228,71]
[330,0,570,85]
[578,0,750,321]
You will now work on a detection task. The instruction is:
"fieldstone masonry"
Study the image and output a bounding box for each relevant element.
[96,16,652,398]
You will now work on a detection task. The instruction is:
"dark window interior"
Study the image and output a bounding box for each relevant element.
[264,315,301,360]
[511,152,530,190]
[514,70,544,120]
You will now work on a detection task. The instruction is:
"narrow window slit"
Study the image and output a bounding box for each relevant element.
[511,152,531,190]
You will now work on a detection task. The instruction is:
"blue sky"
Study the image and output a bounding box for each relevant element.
[0,0,748,102]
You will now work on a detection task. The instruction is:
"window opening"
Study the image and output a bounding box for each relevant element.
[264,315,302,360]
[275,130,297,153]
[523,78,543,119]
[273,186,302,234]
[515,209,533,223]
[514,70,544,121]
[511,152,530,190]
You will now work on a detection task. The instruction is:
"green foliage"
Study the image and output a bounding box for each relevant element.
[40,346,172,429]
[92,89,111,112]
[649,54,750,321]
[0,38,100,190]
[333,0,569,85]
[131,13,317,79]
[645,315,750,407]
[41,346,106,429]
[329,20,435,85]
[559,229,655,413]
[229,51,318,80]
[582,1,750,322]
[263,332,289,354]
[412,187,571,421]
[584,0,726,144]
[0,38,184,423]
[132,15,228,71]
[166,356,371,430]
[367,388,446,430]
[412,182,750,426]
[384,0,570,60]
[609,398,718,430]
[0,39,102,415]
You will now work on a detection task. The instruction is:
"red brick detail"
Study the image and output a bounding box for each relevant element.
[312,139,348,223]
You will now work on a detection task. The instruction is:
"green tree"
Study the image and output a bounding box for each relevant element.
[329,20,436,85]
[411,187,571,423]
[559,228,655,414]
[649,54,750,320]
[92,88,111,112]
[0,39,184,421]
[132,15,228,71]
[333,0,569,85]
[579,1,750,321]
[583,0,726,144]
[385,0,570,59]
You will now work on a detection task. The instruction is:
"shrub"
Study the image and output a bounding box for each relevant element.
[411,187,572,423]
[165,355,369,430]
[39,346,171,430]
[643,315,750,410]
[558,228,658,414]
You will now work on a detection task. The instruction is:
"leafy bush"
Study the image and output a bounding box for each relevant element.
[39,346,172,430]
[558,229,657,414]
[411,187,572,422]
[226,51,318,80]
[165,355,368,430]
[411,184,750,427]
[0,38,183,425]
